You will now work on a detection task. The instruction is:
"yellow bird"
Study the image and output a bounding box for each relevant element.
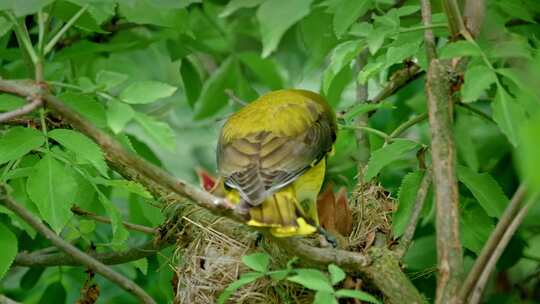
[216,89,337,237]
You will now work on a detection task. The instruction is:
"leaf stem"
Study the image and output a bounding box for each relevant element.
[44,4,88,55]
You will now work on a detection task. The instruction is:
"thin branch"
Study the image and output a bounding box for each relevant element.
[422,1,463,302]
[442,0,466,38]
[395,169,432,258]
[71,206,157,235]
[0,192,157,304]
[14,238,171,267]
[341,125,390,142]
[468,192,537,304]
[371,64,422,104]
[355,50,371,175]
[0,97,42,122]
[6,13,38,64]
[224,89,247,106]
[460,185,526,301]
[44,5,89,55]
[388,112,428,139]
[456,102,494,123]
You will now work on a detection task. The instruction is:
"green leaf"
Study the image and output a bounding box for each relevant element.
[134,113,176,151]
[460,200,494,254]
[455,113,480,171]
[180,58,203,108]
[357,60,384,84]
[491,85,526,146]
[0,94,25,112]
[461,65,496,103]
[457,165,509,218]
[38,281,66,304]
[219,0,265,17]
[20,267,45,290]
[59,92,107,128]
[385,42,421,67]
[119,81,177,104]
[94,178,152,199]
[0,222,17,281]
[11,0,54,17]
[393,170,424,237]
[79,219,96,234]
[439,41,482,59]
[239,52,283,90]
[119,1,189,28]
[49,129,108,177]
[257,0,313,58]
[328,264,346,285]
[366,27,391,54]
[97,192,129,247]
[242,252,270,273]
[517,114,540,188]
[335,289,381,304]
[332,0,372,37]
[314,291,338,304]
[217,272,263,304]
[323,40,364,94]
[27,154,78,233]
[403,235,437,270]
[107,100,135,134]
[287,269,334,292]
[364,139,419,181]
[194,57,236,119]
[0,127,44,165]
[132,258,148,275]
[96,70,128,91]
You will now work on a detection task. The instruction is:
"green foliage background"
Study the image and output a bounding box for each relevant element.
[0,0,539,303]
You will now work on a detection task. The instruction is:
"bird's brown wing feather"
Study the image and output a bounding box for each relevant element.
[217,112,335,206]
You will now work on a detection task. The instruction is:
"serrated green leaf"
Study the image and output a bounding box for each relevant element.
[194,57,236,119]
[132,258,148,275]
[287,269,334,292]
[332,0,372,37]
[461,65,496,103]
[365,139,419,181]
[314,291,338,304]
[119,81,177,104]
[457,165,509,218]
[323,40,364,94]
[393,170,424,237]
[107,100,135,134]
[0,222,17,281]
[257,0,313,58]
[217,272,263,304]
[403,235,437,270]
[491,85,526,146]
[0,127,44,165]
[219,0,265,17]
[0,94,25,112]
[96,70,128,91]
[27,154,78,233]
[97,192,129,247]
[242,252,270,273]
[94,178,152,199]
[49,129,108,177]
[239,52,283,90]
[460,200,494,254]
[134,113,176,151]
[180,58,203,108]
[439,41,482,59]
[367,27,391,54]
[335,289,381,304]
[59,92,107,128]
[328,264,346,285]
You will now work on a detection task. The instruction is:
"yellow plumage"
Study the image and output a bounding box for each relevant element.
[217,89,336,237]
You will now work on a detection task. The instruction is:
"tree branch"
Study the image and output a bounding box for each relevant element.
[71,206,157,235]
[0,97,42,122]
[0,295,20,304]
[442,0,466,38]
[371,64,422,104]
[0,192,157,304]
[460,185,526,301]
[463,0,485,37]
[422,1,463,302]
[468,193,537,304]
[355,51,371,174]
[14,238,171,267]
[395,169,432,258]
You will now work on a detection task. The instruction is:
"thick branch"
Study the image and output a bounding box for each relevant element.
[355,51,371,173]
[0,193,156,304]
[442,0,466,38]
[14,238,171,267]
[71,206,157,235]
[463,0,485,37]
[460,185,526,301]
